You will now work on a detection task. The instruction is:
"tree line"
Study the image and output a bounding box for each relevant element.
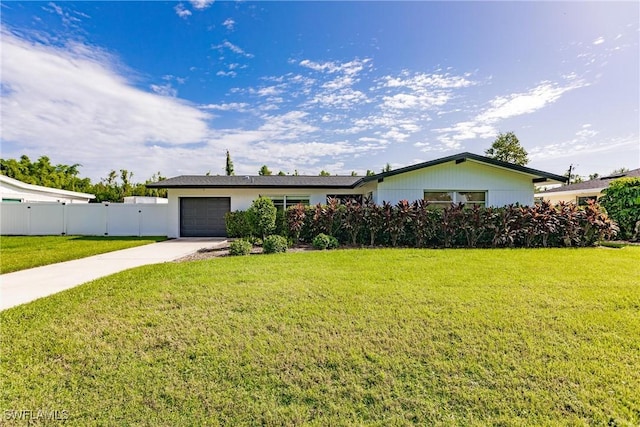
[0,155,167,202]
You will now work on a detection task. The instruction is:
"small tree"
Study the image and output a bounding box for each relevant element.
[600,177,640,240]
[258,165,272,176]
[225,150,235,176]
[485,132,529,165]
[319,170,331,176]
[249,196,277,239]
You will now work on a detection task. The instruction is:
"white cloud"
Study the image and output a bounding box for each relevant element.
[380,71,474,90]
[529,134,637,160]
[593,36,605,45]
[201,102,248,112]
[222,18,235,30]
[150,83,177,97]
[212,40,254,58]
[174,3,192,18]
[42,2,83,28]
[0,30,211,180]
[190,0,214,10]
[434,78,588,145]
[216,70,237,78]
[299,58,370,75]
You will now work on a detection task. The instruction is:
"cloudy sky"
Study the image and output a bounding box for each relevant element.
[1,1,638,182]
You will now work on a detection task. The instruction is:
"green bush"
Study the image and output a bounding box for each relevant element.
[229,239,252,256]
[600,177,640,241]
[312,233,339,250]
[225,211,254,238]
[248,197,277,239]
[263,235,288,254]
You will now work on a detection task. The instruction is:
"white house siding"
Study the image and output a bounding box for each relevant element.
[536,190,603,205]
[166,186,376,238]
[0,176,95,203]
[375,160,535,206]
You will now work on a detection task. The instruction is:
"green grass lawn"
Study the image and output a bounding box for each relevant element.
[1,248,639,425]
[0,235,167,274]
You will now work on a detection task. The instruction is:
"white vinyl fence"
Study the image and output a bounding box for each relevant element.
[0,203,168,236]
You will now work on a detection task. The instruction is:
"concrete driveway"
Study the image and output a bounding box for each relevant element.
[0,238,227,311]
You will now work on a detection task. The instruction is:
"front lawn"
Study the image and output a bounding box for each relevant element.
[1,248,638,425]
[0,235,167,274]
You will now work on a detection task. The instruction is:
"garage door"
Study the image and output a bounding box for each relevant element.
[180,197,230,237]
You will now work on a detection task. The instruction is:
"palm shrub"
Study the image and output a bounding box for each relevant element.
[410,200,433,247]
[581,199,618,245]
[460,204,489,248]
[385,200,412,247]
[439,203,465,248]
[363,198,384,246]
[263,235,288,254]
[286,203,307,244]
[312,197,343,237]
[229,239,252,256]
[343,199,364,246]
[600,177,640,240]
[489,205,520,248]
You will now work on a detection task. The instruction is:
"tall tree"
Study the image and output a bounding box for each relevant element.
[319,170,331,176]
[258,165,272,176]
[485,131,529,165]
[350,171,358,176]
[225,150,234,176]
[366,169,376,176]
[382,163,392,173]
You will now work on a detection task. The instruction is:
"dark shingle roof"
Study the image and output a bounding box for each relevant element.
[147,152,568,189]
[539,168,640,194]
[147,175,362,189]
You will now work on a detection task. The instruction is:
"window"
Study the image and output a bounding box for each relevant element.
[265,195,310,210]
[424,191,486,208]
[326,194,363,204]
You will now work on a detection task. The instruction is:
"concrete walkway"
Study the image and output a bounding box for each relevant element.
[0,238,227,311]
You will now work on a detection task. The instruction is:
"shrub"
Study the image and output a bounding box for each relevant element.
[600,177,640,241]
[225,211,254,238]
[312,233,339,250]
[229,239,252,256]
[263,235,288,254]
[248,196,277,239]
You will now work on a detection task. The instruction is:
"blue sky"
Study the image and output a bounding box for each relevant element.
[1,1,638,182]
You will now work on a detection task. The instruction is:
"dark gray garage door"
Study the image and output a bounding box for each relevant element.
[180,197,230,237]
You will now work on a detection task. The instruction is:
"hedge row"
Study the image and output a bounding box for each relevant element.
[227,198,618,249]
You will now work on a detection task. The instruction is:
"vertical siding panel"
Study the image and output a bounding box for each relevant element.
[377,160,535,206]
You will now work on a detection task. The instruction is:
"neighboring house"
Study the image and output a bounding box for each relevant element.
[536,168,640,205]
[148,152,566,238]
[123,196,169,204]
[0,175,95,204]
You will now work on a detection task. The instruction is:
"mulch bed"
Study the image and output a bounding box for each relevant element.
[174,243,313,262]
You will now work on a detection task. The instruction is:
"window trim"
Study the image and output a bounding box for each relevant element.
[263,195,310,210]
[423,190,486,207]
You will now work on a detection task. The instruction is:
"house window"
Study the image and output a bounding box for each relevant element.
[266,196,310,210]
[424,191,486,208]
[577,196,597,206]
[326,194,363,204]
